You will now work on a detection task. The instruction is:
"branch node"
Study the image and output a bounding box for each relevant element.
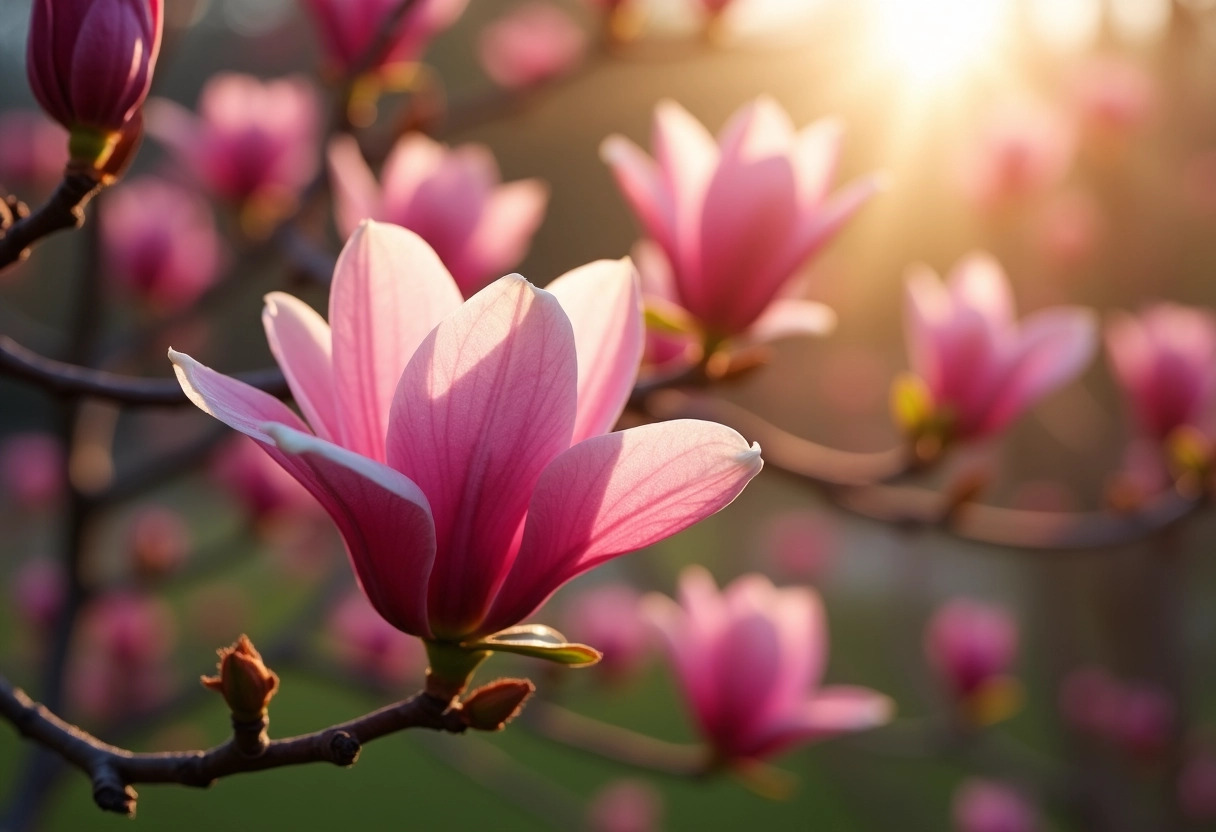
[327,730,362,766]
[92,765,137,817]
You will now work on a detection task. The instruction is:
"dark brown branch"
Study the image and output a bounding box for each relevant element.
[0,335,288,405]
[0,173,102,272]
[0,674,466,818]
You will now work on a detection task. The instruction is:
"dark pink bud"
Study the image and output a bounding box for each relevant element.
[26,0,163,166]
[925,599,1019,699]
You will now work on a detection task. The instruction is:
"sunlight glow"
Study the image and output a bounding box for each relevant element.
[865,0,1014,93]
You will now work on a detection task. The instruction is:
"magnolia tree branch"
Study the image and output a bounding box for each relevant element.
[648,391,1208,550]
[0,674,466,818]
[0,173,102,272]
[0,335,288,404]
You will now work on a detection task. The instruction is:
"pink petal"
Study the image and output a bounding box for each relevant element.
[545,259,643,443]
[948,253,1015,333]
[751,686,893,757]
[760,585,828,722]
[642,588,717,728]
[262,292,339,443]
[386,275,578,639]
[328,221,463,460]
[652,100,719,277]
[714,96,795,163]
[261,424,436,638]
[328,135,382,240]
[745,299,836,344]
[170,348,311,442]
[791,117,844,205]
[980,306,1097,435]
[458,178,549,295]
[695,139,799,333]
[903,265,952,394]
[600,135,676,255]
[484,420,762,632]
[708,608,786,756]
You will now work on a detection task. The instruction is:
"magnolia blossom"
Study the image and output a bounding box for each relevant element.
[957,101,1073,211]
[329,135,548,298]
[328,592,425,686]
[924,599,1018,700]
[602,98,876,342]
[479,3,587,90]
[562,583,652,682]
[1071,57,1156,139]
[644,567,891,762]
[903,254,1096,440]
[127,506,191,578]
[0,111,66,192]
[587,779,663,832]
[1106,304,1216,441]
[952,779,1039,832]
[1059,666,1175,757]
[171,221,761,642]
[0,432,64,509]
[26,0,162,138]
[300,0,468,77]
[210,437,323,522]
[147,74,320,209]
[101,177,222,311]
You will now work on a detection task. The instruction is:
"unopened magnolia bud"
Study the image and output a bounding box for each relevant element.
[26,0,162,170]
[201,635,279,722]
[460,679,535,731]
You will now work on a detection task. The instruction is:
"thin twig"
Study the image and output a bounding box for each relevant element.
[0,674,466,818]
[0,173,101,272]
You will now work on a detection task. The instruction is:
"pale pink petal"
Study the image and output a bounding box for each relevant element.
[791,117,844,205]
[949,253,1015,332]
[379,133,446,219]
[600,136,676,254]
[483,420,762,632]
[652,100,719,274]
[328,135,383,240]
[694,146,798,333]
[980,306,1097,435]
[751,686,893,757]
[457,178,549,295]
[262,424,436,638]
[170,349,311,442]
[642,590,717,727]
[545,258,643,443]
[262,292,339,443]
[386,275,578,639]
[714,96,796,163]
[328,221,463,460]
[763,586,827,719]
[745,299,836,344]
[903,265,951,393]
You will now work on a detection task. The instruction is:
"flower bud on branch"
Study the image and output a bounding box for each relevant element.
[201,635,279,757]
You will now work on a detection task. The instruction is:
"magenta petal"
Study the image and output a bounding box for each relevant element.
[262,292,339,443]
[484,420,762,633]
[949,253,1015,333]
[262,424,436,638]
[328,221,463,461]
[545,258,643,443]
[981,306,1097,435]
[600,135,676,255]
[386,274,578,639]
[643,587,717,729]
[170,348,311,441]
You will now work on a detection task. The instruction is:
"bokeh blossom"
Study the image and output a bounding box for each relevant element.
[147,74,320,218]
[602,98,877,348]
[562,583,652,683]
[1106,304,1216,442]
[329,134,548,297]
[300,0,468,79]
[479,3,587,90]
[101,177,222,311]
[901,253,1096,441]
[925,599,1020,723]
[171,221,761,642]
[952,779,1039,832]
[644,566,891,763]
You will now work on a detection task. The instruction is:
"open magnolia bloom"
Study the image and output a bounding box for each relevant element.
[171,221,762,649]
[900,253,1096,442]
[602,97,878,347]
[644,567,892,764]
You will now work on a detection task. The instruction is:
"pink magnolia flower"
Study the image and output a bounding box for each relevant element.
[0,432,64,509]
[210,436,323,522]
[562,583,652,682]
[328,592,425,686]
[602,98,877,342]
[170,221,761,642]
[957,101,1073,211]
[147,74,320,210]
[1059,666,1175,757]
[924,599,1018,700]
[644,566,891,762]
[0,111,66,192]
[329,134,548,298]
[952,779,1039,832]
[26,0,162,138]
[587,779,663,832]
[1106,304,1216,441]
[903,253,1096,440]
[101,177,222,311]
[762,509,835,583]
[11,558,66,631]
[300,0,468,78]
[479,3,587,90]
